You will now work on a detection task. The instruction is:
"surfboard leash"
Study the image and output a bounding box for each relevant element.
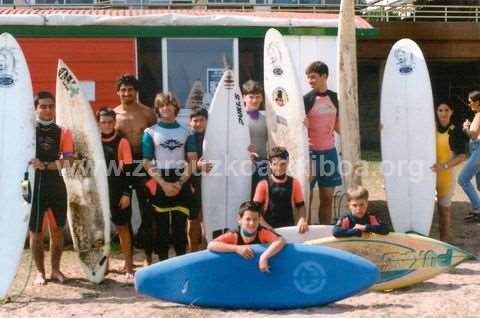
[3,167,41,305]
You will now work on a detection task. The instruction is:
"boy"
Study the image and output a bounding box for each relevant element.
[96,108,135,279]
[30,91,74,285]
[333,186,389,237]
[253,147,309,234]
[304,61,343,225]
[143,92,197,261]
[207,201,286,272]
[188,107,212,251]
[242,80,269,195]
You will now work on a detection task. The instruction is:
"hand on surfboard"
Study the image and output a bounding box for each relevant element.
[236,245,255,260]
[296,217,309,234]
[197,157,212,173]
[259,254,270,273]
[30,158,47,170]
[248,144,259,162]
[118,195,130,209]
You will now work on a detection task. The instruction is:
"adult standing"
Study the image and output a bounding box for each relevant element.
[30,91,74,285]
[430,100,466,241]
[458,91,480,223]
[303,61,343,225]
[114,74,157,265]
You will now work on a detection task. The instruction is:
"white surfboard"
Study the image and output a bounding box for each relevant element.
[185,80,204,109]
[55,59,110,283]
[275,225,333,244]
[380,39,436,235]
[0,33,35,299]
[202,70,251,242]
[264,28,310,221]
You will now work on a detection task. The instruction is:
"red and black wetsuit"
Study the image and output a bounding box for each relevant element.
[30,122,73,232]
[253,175,305,228]
[101,130,133,226]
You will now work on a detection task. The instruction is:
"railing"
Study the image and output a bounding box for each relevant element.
[2,2,480,23]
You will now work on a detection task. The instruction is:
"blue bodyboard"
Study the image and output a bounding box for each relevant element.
[135,244,378,309]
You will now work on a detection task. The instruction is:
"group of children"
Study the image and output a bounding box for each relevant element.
[29,60,391,285]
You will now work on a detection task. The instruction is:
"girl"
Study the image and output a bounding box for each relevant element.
[430,101,466,241]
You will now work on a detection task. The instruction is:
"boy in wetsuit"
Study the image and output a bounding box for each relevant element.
[333,186,389,237]
[304,61,343,225]
[253,147,309,234]
[29,91,74,285]
[207,201,286,272]
[242,80,269,195]
[142,92,197,261]
[188,107,212,252]
[97,108,134,279]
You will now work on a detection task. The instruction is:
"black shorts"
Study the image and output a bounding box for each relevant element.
[110,190,132,226]
[29,171,67,232]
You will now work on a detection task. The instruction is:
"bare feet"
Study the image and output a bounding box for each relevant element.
[125,271,135,283]
[50,270,67,284]
[34,272,47,286]
[143,255,152,267]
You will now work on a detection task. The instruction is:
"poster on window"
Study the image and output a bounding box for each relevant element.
[207,68,224,97]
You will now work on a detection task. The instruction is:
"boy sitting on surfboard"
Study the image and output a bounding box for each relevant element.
[253,147,309,234]
[207,201,286,272]
[333,186,389,237]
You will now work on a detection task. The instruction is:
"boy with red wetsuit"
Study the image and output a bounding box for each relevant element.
[208,201,286,272]
[253,147,308,234]
[96,108,135,280]
[29,91,74,286]
[333,186,389,237]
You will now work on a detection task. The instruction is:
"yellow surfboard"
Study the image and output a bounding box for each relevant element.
[306,232,476,291]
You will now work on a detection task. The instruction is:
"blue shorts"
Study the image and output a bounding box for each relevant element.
[310,148,343,188]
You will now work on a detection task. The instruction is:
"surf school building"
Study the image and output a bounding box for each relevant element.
[0,8,376,123]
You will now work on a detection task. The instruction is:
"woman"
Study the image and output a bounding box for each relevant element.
[430,100,466,242]
[458,90,480,224]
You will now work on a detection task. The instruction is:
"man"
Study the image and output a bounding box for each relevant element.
[114,74,157,265]
[304,61,343,225]
[30,91,74,285]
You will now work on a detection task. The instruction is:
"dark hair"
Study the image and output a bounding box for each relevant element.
[242,80,263,96]
[190,107,209,120]
[154,91,180,117]
[468,90,480,103]
[96,107,116,122]
[34,91,55,109]
[268,146,289,161]
[305,61,329,77]
[116,74,139,91]
[346,186,369,201]
[434,100,454,127]
[238,201,263,217]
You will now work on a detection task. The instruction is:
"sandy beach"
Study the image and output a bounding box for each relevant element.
[1,163,479,318]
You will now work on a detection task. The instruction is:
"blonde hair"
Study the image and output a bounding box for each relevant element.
[346,186,369,201]
[154,91,180,117]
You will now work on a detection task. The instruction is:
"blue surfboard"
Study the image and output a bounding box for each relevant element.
[135,244,379,309]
